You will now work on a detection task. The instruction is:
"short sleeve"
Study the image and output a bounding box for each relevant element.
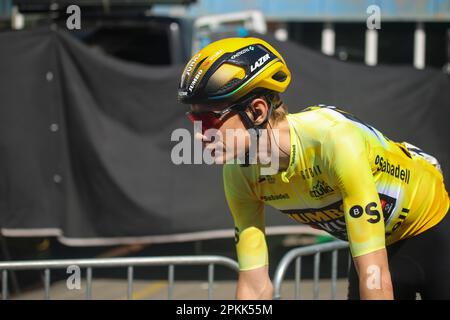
[223,164,268,270]
[322,123,386,257]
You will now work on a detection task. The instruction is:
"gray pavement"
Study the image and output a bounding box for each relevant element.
[10,279,349,300]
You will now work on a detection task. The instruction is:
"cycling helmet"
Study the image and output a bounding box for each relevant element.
[178,37,291,105]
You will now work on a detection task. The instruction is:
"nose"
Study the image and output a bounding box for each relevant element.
[195,130,224,150]
[194,131,209,148]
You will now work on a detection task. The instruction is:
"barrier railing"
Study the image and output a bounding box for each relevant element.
[273,241,349,300]
[0,255,239,300]
[1,242,350,300]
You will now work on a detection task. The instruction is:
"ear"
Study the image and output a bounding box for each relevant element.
[248,98,269,126]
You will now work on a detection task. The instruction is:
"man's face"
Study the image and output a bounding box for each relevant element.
[188,103,252,164]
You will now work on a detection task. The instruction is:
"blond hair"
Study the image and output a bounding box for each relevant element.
[268,93,288,125]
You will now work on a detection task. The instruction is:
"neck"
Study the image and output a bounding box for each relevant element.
[265,116,291,173]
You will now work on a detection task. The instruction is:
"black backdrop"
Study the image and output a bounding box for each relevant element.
[0,28,449,245]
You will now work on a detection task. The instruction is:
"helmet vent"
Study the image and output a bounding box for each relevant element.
[215,78,242,94]
[272,71,287,82]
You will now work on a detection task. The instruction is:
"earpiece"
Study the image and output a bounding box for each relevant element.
[250,107,259,121]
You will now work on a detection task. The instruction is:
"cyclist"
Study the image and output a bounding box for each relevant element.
[177,37,450,300]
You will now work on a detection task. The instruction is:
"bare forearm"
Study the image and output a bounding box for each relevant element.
[236,278,273,300]
[359,278,394,300]
[353,248,394,300]
[357,265,394,299]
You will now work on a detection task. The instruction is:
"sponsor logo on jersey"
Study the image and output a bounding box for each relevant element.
[300,165,322,180]
[280,193,397,240]
[349,202,381,224]
[309,180,334,198]
[282,201,344,224]
[261,193,290,202]
[282,201,347,240]
[375,155,410,184]
[386,207,409,237]
[258,175,276,184]
[250,53,270,72]
[290,144,297,167]
[284,203,344,240]
[379,194,396,217]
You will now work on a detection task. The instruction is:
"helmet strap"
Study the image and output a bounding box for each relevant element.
[238,93,276,136]
[238,94,276,166]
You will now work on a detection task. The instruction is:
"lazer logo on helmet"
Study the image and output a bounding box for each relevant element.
[250,53,270,72]
[188,69,203,92]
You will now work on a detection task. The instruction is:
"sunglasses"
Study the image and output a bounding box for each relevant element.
[186,104,244,134]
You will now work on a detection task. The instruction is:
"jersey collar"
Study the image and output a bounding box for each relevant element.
[281,114,301,183]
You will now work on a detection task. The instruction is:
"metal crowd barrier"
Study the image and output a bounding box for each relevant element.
[0,255,239,300]
[273,241,349,300]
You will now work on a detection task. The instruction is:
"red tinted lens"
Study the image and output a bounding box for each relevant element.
[186,112,222,134]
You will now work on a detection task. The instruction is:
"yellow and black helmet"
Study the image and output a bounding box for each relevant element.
[178,37,291,105]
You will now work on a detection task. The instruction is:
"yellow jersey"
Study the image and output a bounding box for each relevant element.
[223,105,449,271]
